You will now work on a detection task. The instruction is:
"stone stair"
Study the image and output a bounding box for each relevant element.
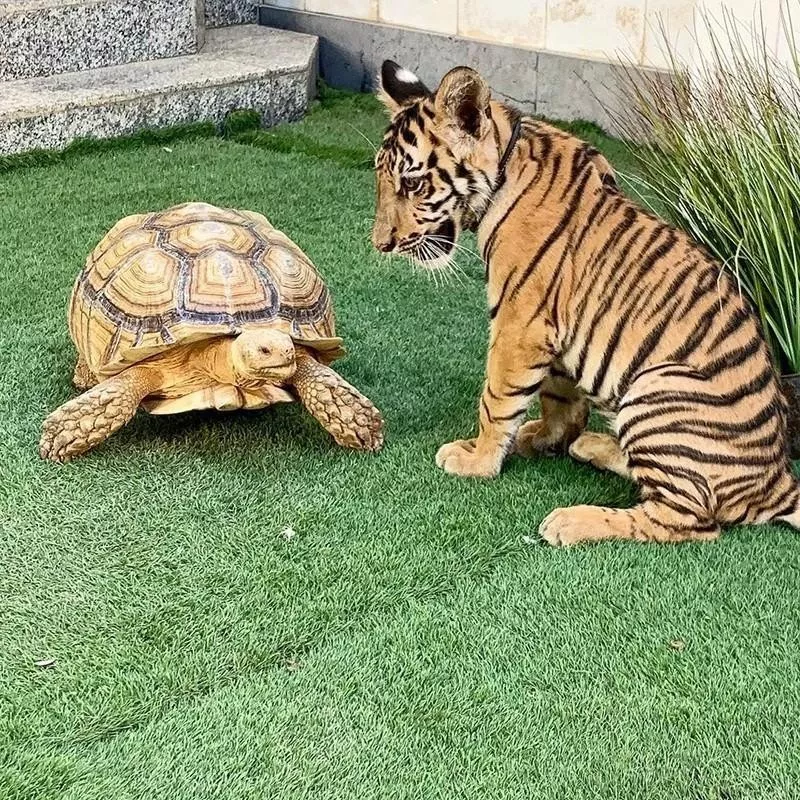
[0,0,204,81]
[0,2,316,156]
[205,0,257,28]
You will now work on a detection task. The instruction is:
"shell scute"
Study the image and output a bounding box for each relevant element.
[166,219,259,257]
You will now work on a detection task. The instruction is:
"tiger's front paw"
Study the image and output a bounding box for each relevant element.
[435,439,500,478]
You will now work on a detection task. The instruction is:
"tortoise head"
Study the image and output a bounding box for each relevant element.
[231,330,296,383]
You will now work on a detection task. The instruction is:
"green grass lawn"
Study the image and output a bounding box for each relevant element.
[2,89,800,800]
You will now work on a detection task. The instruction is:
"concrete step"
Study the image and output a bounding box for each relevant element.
[0,25,318,156]
[0,0,204,81]
[206,0,257,28]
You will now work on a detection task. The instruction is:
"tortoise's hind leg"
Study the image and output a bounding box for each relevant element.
[290,350,384,452]
[73,357,97,390]
[40,365,163,462]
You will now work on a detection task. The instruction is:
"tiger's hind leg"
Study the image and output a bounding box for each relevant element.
[539,497,720,547]
[540,364,730,546]
[777,495,800,529]
[516,373,589,456]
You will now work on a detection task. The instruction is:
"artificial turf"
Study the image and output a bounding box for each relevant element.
[1,88,799,800]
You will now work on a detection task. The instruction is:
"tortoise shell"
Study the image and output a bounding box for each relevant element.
[69,202,344,378]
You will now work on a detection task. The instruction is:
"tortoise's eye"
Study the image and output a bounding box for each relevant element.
[402,176,423,194]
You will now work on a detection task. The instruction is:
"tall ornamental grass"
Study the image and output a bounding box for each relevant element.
[615,11,800,374]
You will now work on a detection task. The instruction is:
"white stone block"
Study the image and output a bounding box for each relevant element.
[306,0,376,18]
[379,0,457,35]
[459,0,547,49]
[546,0,647,64]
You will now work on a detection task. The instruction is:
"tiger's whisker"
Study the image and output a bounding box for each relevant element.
[347,123,378,155]
[426,236,481,262]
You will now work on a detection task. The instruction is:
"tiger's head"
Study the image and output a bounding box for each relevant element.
[372,61,516,269]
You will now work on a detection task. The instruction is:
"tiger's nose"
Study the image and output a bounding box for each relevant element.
[372,226,397,253]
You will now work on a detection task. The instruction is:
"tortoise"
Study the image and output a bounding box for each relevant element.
[39,202,384,462]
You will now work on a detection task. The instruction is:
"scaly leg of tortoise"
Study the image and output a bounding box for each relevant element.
[291,351,384,451]
[40,365,163,462]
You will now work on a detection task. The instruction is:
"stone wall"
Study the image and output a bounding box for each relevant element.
[259,0,796,71]
[259,6,652,135]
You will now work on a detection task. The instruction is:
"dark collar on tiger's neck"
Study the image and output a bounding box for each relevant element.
[462,109,523,233]
[494,111,523,194]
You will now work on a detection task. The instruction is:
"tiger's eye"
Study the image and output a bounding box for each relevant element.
[402,176,423,193]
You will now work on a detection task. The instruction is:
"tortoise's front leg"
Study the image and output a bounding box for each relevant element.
[40,365,162,462]
[291,352,384,452]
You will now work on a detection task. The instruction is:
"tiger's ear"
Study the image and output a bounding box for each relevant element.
[377,61,430,114]
[434,67,491,138]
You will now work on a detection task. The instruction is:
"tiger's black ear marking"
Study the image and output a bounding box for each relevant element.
[434,66,491,138]
[378,60,430,114]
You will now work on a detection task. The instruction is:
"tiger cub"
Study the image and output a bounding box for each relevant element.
[372,60,800,546]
